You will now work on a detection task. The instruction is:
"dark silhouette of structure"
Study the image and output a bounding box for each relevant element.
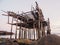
[2,2,51,40]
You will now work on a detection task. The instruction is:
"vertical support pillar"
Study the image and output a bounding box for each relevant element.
[37,16,41,39]
[15,16,18,39]
[10,17,13,39]
[27,28,28,39]
[47,18,51,35]
[19,26,21,39]
[36,29,38,40]
[28,29,31,39]
[8,15,9,23]
[21,28,24,39]
[24,28,27,39]
[36,28,38,40]
[41,22,45,37]
[26,28,28,39]
[33,23,35,40]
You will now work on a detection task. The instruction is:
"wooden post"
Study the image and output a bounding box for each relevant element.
[28,29,31,39]
[15,16,18,39]
[33,23,35,40]
[18,18,21,39]
[24,28,27,39]
[26,28,28,39]
[41,22,45,37]
[21,28,23,39]
[27,28,29,39]
[10,17,13,39]
[36,29,38,40]
[19,26,21,39]
[8,15,9,24]
[47,18,51,35]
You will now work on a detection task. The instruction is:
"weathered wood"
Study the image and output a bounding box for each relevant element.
[0,31,14,35]
[10,17,13,39]
[2,2,49,40]
[47,18,51,35]
[15,16,19,39]
[24,28,27,39]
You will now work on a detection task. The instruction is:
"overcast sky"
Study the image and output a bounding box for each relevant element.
[0,0,60,35]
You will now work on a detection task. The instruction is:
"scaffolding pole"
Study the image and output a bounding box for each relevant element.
[19,26,21,39]
[24,28,26,39]
[10,17,13,39]
[8,15,9,24]
[33,23,35,40]
[15,16,18,39]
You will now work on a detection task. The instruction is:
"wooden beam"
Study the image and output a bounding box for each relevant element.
[19,19,21,39]
[33,23,35,40]
[15,16,19,39]
[8,14,9,23]
[10,17,13,39]
[47,18,51,35]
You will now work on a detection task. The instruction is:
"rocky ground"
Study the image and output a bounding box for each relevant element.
[0,34,60,45]
[0,38,19,45]
[36,34,60,45]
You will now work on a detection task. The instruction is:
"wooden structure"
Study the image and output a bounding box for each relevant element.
[47,18,51,35]
[2,2,51,40]
[0,31,14,35]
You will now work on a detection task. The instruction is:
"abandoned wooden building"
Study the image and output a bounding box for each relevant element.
[2,2,51,41]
